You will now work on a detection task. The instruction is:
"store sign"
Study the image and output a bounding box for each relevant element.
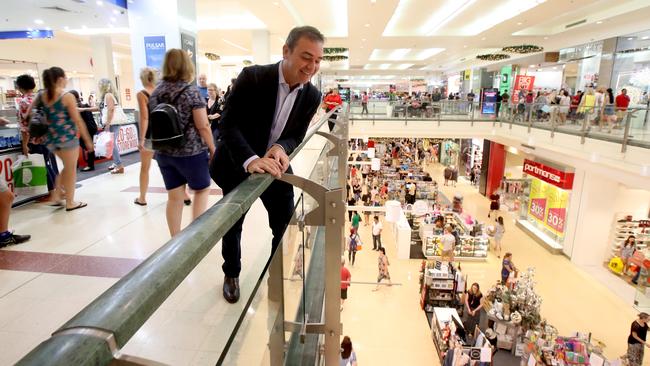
[528,178,571,237]
[513,75,535,92]
[523,159,574,189]
[117,124,138,154]
[180,32,197,83]
[144,36,166,70]
[481,88,498,115]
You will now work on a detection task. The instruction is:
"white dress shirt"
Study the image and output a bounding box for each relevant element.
[243,62,304,171]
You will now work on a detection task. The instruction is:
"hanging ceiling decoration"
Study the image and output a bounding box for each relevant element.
[502,44,544,54]
[204,52,220,61]
[323,55,348,61]
[324,47,348,54]
[476,54,510,61]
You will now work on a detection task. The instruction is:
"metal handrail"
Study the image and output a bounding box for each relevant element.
[348,100,650,149]
[16,106,342,366]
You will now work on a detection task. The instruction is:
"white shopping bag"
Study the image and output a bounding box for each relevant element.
[12,154,48,197]
[94,131,114,159]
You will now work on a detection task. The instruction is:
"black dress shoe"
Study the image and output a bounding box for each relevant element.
[223,276,240,303]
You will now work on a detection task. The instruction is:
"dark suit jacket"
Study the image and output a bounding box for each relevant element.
[210,62,321,190]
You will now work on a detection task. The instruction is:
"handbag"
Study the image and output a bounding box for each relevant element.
[28,92,49,138]
[102,95,128,126]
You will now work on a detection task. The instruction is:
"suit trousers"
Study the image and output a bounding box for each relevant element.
[219,178,295,278]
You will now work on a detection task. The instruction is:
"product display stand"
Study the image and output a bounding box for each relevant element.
[430,308,494,365]
[420,211,489,261]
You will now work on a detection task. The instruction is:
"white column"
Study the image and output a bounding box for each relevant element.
[127,0,197,91]
[252,30,270,65]
[90,35,116,88]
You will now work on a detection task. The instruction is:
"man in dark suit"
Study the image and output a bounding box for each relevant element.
[209,26,324,303]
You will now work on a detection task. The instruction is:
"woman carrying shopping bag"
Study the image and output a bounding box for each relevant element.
[98,78,128,174]
[31,67,94,211]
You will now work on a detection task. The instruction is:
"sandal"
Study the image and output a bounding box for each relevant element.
[81,166,95,172]
[66,202,88,211]
[110,167,124,174]
[134,198,147,206]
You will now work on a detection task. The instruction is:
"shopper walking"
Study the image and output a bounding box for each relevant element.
[134,68,157,206]
[324,88,343,131]
[149,49,216,236]
[627,312,650,366]
[37,67,94,211]
[463,283,483,333]
[15,74,60,198]
[494,216,505,258]
[348,230,359,266]
[441,224,456,262]
[615,88,631,128]
[340,336,358,366]
[361,91,369,115]
[501,252,517,286]
[340,257,351,311]
[601,88,616,133]
[558,90,570,125]
[372,215,383,250]
[70,90,97,172]
[206,83,222,137]
[373,247,391,291]
[621,235,637,274]
[98,78,126,174]
[488,190,500,218]
[351,210,362,233]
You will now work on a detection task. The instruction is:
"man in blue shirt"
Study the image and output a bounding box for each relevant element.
[197,73,208,101]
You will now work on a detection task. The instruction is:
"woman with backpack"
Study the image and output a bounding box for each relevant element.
[70,90,97,171]
[149,49,216,236]
[32,67,94,211]
[348,229,360,266]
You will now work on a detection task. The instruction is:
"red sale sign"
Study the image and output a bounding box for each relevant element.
[546,208,566,233]
[530,198,546,221]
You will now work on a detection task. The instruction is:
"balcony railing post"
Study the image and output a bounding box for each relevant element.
[470,101,475,127]
[621,109,635,153]
[527,104,533,133]
[580,108,590,144]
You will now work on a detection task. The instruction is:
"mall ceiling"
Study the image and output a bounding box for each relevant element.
[2,0,650,77]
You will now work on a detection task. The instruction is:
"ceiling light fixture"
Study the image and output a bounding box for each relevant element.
[425,0,477,36]
[388,48,411,59]
[517,22,522,25]
[96,0,103,5]
[110,17,116,22]
[628,37,634,40]
[34,19,44,25]
[362,38,366,42]
[462,0,546,35]
[378,64,391,70]
[544,37,548,40]
[643,36,649,40]
[273,1,279,5]
[364,23,370,27]
[529,64,536,67]
[596,21,603,24]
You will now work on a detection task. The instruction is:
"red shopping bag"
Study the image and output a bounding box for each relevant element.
[94,131,114,159]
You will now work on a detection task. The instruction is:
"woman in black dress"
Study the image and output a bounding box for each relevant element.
[206,83,222,138]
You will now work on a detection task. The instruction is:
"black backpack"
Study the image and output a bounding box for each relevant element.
[28,92,49,138]
[149,85,191,150]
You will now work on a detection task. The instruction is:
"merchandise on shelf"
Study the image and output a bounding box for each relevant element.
[607,216,650,278]
[500,178,530,212]
[421,211,490,261]
[420,260,461,310]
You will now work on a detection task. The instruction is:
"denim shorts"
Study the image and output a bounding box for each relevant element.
[49,138,79,151]
[155,151,210,191]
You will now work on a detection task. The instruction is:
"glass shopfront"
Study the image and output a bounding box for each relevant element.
[517,159,575,250]
[559,41,603,93]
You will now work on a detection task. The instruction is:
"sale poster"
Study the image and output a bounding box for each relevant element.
[528,179,548,227]
[544,184,570,237]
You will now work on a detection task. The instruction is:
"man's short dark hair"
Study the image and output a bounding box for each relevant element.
[15,74,36,91]
[285,26,325,50]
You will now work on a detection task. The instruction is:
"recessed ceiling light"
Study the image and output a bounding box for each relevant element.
[96,0,103,5]
[110,17,116,22]
[34,19,44,25]
[371,0,376,2]
[463,45,467,48]
[544,37,548,40]
[643,36,649,40]
[517,22,522,25]
[529,64,536,67]
[272,1,279,5]
[64,26,69,30]
[364,23,370,27]
[362,38,366,42]
[596,21,603,24]
[552,66,557,70]
[628,37,634,40]
[481,37,486,40]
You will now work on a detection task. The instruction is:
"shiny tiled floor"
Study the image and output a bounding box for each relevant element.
[0,139,646,365]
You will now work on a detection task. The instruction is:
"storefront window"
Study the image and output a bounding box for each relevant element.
[560,41,603,92]
[611,31,650,103]
[517,159,575,249]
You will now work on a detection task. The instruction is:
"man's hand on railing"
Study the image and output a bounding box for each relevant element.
[246,157,283,178]
[265,144,290,173]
